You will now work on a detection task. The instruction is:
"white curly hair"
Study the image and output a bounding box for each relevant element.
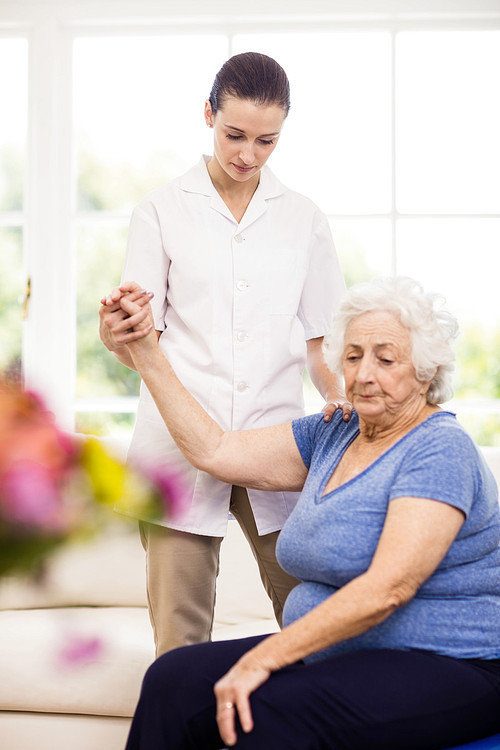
[323,276,460,405]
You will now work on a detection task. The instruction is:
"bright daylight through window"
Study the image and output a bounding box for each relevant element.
[1,7,499,445]
[0,38,27,381]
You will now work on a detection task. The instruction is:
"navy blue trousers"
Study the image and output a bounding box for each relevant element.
[125,635,500,750]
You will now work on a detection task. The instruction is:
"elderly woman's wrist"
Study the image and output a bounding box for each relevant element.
[247,633,294,673]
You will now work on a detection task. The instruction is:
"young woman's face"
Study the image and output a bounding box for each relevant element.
[205,96,286,184]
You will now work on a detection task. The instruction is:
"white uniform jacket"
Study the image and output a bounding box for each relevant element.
[121,156,345,536]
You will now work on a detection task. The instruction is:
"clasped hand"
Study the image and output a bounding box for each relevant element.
[99,282,155,352]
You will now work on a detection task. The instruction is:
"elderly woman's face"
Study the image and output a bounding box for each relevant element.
[342,311,428,424]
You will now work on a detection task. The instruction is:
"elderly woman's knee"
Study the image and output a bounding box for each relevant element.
[141,645,195,700]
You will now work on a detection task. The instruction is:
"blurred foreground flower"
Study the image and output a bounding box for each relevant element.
[56,633,105,669]
[0,378,188,577]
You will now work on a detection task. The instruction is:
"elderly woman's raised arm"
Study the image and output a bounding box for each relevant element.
[109,283,308,493]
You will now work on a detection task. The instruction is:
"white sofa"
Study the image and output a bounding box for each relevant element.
[0,437,279,750]
[0,441,499,750]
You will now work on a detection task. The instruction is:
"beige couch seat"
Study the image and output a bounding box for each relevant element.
[0,436,279,750]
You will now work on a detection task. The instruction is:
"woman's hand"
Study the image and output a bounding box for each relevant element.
[214,652,273,747]
[99,282,154,351]
[322,398,352,423]
[305,338,352,424]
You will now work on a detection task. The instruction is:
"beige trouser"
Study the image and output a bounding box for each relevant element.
[139,485,299,657]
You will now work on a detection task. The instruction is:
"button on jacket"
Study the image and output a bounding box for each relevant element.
[121,156,345,536]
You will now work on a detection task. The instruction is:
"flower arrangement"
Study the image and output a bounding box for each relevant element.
[0,377,187,578]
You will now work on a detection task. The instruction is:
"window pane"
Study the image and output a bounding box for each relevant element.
[397,218,500,333]
[76,223,140,399]
[330,218,393,286]
[396,31,500,213]
[305,218,392,413]
[233,33,392,214]
[0,226,24,378]
[0,38,28,211]
[75,411,137,436]
[397,218,500,444]
[73,35,229,212]
[455,414,500,448]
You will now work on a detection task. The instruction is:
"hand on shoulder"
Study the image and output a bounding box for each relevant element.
[323,399,352,423]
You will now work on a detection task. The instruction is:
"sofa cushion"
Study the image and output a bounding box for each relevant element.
[0,520,279,718]
[0,712,132,750]
[0,604,277,718]
[0,607,154,716]
[0,522,147,610]
[0,517,279,625]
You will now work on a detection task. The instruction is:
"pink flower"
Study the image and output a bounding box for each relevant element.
[0,376,191,577]
[137,462,190,520]
[0,459,66,531]
[57,635,105,668]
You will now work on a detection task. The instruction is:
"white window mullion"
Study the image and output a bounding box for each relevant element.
[390,28,398,277]
[23,19,75,429]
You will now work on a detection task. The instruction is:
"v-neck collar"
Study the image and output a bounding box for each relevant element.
[319,410,456,501]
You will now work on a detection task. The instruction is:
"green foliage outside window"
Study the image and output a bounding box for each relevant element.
[77,143,188,213]
[1,143,499,444]
[0,145,24,212]
[455,326,500,400]
[76,223,140,399]
[0,226,23,381]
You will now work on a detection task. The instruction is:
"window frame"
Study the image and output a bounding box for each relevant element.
[1,0,499,433]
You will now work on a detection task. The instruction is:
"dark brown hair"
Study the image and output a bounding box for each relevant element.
[208,52,290,115]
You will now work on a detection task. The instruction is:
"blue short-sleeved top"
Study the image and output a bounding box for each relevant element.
[276,411,500,662]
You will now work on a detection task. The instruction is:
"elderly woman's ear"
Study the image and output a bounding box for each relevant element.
[419,373,436,401]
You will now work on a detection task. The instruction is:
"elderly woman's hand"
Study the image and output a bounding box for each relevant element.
[214,652,273,747]
[99,282,154,351]
[322,398,352,423]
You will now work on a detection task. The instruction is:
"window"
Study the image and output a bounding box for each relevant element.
[0,37,28,380]
[72,34,228,432]
[3,1,500,444]
[231,26,500,439]
[395,29,500,443]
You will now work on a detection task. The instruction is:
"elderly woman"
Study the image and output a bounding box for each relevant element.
[112,276,499,750]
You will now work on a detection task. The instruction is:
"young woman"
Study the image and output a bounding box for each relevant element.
[99,52,349,657]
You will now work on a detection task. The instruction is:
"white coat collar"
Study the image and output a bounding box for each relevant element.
[180,155,286,228]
